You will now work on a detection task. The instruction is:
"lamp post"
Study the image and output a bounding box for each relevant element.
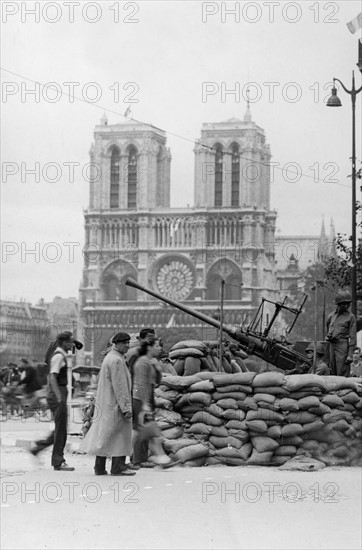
[327,71,362,317]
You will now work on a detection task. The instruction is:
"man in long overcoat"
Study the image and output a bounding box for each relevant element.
[82,332,136,476]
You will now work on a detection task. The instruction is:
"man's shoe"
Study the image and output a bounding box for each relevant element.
[54,462,75,471]
[111,470,136,476]
[127,463,140,471]
[95,470,108,475]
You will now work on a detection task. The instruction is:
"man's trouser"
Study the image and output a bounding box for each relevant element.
[94,456,127,475]
[329,340,350,377]
[33,386,68,467]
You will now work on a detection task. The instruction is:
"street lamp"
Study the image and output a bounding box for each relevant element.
[327,71,362,317]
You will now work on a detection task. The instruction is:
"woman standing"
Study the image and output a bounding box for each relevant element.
[132,338,175,467]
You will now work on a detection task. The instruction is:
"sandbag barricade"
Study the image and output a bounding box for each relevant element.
[156,370,362,468]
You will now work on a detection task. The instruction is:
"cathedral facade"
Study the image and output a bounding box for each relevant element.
[79,108,321,362]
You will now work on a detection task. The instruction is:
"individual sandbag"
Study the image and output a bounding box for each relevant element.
[215,443,252,461]
[281,423,304,437]
[179,404,204,414]
[210,425,229,437]
[322,376,361,393]
[205,404,225,418]
[254,393,276,404]
[162,426,184,439]
[343,404,357,413]
[254,386,289,396]
[245,420,268,434]
[186,423,212,436]
[222,409,246,421]
[288,389,323,399]
[222,357,233,374]
[184,357,202,376]
[213,392,245,401]
[163,438,200,453]
[301,420,325,433]
[216,384,251,394]
[279,455,326,471]
[329,419,350,432]
[209,435,242,449]
[170,340,207,352]
[176,392,212,408]
[300,439,320,452]
[278,398,299,412]
[248,449,273,465]
[253,372,285,387]
[213,372,256,386]
[246,409,284,423]
[190,411,224,426]
[321,394,345,408]
[251,436,279,453]
[162,374,201,390]
[287,411,317,424]
[228,429,249,442]
[323,410,353,423]
[280,435,303,446]
[225,420,247,430]
[274,445,297,456]
[255,402,281,412]
[157,420,176,430]
[154,409,183,425]
[237,397,258,411]
[305,428,344,445]
[173,358,185,376]
[283,374,326,392]
[217,398,238,410]
[230,360,242,373]
[154,388,180,403]
[169,348,204,360]
[342,392,360,405]
[267,425,282,439]
[154,396,173,410]
[173,442,209,463]
[308,403,331,416]
[189,380,215,393]
[297,396,321,410]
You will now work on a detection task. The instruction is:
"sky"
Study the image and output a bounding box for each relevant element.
[1,0,361,303]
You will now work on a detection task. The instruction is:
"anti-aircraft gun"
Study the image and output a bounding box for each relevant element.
[125,278,311,372]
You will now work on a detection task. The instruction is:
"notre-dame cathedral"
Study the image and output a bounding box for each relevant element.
[79,106,331,363]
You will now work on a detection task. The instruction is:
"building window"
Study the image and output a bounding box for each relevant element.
[214,145,223,207]
[231,143,240,207]
[110,148,120,208]
[127,146,137,209]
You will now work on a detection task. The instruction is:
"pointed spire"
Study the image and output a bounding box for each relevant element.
[318,216,327,261]
[243,89,252,123]
[100,112,108,125]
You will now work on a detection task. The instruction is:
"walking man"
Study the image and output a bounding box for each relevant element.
[326,292,356,377]
[82,332,136,476]
[30,331,76,470]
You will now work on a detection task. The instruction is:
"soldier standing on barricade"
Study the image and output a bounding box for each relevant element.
[326,292,356,377]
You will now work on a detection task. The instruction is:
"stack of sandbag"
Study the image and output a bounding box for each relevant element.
[158,371,362,468]
[154,383,184,440]
[169,340,249,375]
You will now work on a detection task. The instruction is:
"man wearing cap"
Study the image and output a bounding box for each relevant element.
[326,291,357,377]
[82,332,135,476]
[30,331,78,470]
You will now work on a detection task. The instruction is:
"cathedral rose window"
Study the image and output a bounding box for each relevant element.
[156,260,194,300]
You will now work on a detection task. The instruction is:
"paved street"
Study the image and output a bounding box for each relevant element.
[1,419,361,550]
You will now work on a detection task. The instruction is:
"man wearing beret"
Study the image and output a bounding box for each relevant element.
[82,332,136,476]
[30,331,79,470]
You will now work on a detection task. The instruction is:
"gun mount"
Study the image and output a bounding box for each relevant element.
[125,278,310,372]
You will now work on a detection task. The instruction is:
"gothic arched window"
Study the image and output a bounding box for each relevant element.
[110,147,120,208]
[231,143,240,207]
[127,146,137,209]
[214,144,223,207]
[225,275,242,301]
[206,275,223,300]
